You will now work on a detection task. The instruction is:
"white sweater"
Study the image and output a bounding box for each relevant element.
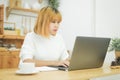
[20,32,69,62]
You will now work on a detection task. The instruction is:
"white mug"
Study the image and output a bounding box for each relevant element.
[19,62,35,73]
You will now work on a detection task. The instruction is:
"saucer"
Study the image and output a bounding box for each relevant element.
[16,69,39,75]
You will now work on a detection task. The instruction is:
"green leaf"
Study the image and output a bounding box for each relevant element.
[49,0,60,10]
[109,38,120,51]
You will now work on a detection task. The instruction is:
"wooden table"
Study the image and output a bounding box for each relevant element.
[0,67,120,80]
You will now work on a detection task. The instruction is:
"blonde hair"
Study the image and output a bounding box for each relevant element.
[34,7,62,38]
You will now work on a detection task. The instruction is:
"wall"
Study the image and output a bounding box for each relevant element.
[96,0,120,38]
[59,0,120,50]
[59,0,95,51]
[0,0,4,5]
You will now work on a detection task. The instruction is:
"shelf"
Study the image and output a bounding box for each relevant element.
[6,7,39,19]
[0,35,3,38]
[0,4,4,35]
[0,35,25,40]
[3,35,18,39]
[0,4,4,7]
[0,49,20,52]
[12,7,39,13]
[17,35,25,39]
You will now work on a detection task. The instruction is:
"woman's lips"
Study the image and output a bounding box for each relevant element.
[53,29,57,32]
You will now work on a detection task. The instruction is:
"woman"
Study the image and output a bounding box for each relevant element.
[19,6,69,67]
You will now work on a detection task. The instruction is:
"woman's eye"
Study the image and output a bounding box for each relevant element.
[52,21,56,23]
[52,21,58,23]
[58,22,60,24]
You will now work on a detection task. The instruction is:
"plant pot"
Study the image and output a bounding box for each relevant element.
[115,51,120,58]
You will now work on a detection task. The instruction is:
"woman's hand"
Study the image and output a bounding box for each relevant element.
[56,59,70,67]
[23,58,70,67]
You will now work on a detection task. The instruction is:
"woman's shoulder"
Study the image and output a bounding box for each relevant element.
[24,32,38,39]
[25,32,34,38]
[25,32,45,41]
[25,32,40,37]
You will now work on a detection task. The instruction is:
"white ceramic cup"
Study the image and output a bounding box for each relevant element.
[19,63,35,73]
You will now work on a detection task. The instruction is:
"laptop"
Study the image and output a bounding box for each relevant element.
[52,36,111,71]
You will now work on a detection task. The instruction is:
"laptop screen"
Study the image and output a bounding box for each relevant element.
[68,36,111,71]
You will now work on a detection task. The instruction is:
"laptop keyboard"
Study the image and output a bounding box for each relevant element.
[89,74,120,80]
[57,66,68,71]
[49,66,68,71]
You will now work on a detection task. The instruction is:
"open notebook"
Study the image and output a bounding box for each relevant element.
[35,66,58,71]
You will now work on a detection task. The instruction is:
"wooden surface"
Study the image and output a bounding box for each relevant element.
[6,7,38,18]
[0,51,20,68]
[0,35,3,38]
[0,4,4,35]
[0,68,120,80]
[0,35,25,39]
[3,39,23,48]
[0,35,24,48]
[12,7,39,13]
[0,35,24,69]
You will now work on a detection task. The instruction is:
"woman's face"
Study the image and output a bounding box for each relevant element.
[49,21,60,36]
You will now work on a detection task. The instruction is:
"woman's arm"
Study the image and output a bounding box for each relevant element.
[23,59,69,67]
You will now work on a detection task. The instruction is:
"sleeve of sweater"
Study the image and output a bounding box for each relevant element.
[59,35,69,60]
[19,33,35,61]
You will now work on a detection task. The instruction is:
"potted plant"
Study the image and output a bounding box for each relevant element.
[49,0,60,10]
[109,38,120,58]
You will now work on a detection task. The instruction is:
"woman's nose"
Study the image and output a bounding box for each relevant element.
[55,23,59,27]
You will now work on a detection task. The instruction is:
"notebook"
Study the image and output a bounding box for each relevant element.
[51,36,111,71]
